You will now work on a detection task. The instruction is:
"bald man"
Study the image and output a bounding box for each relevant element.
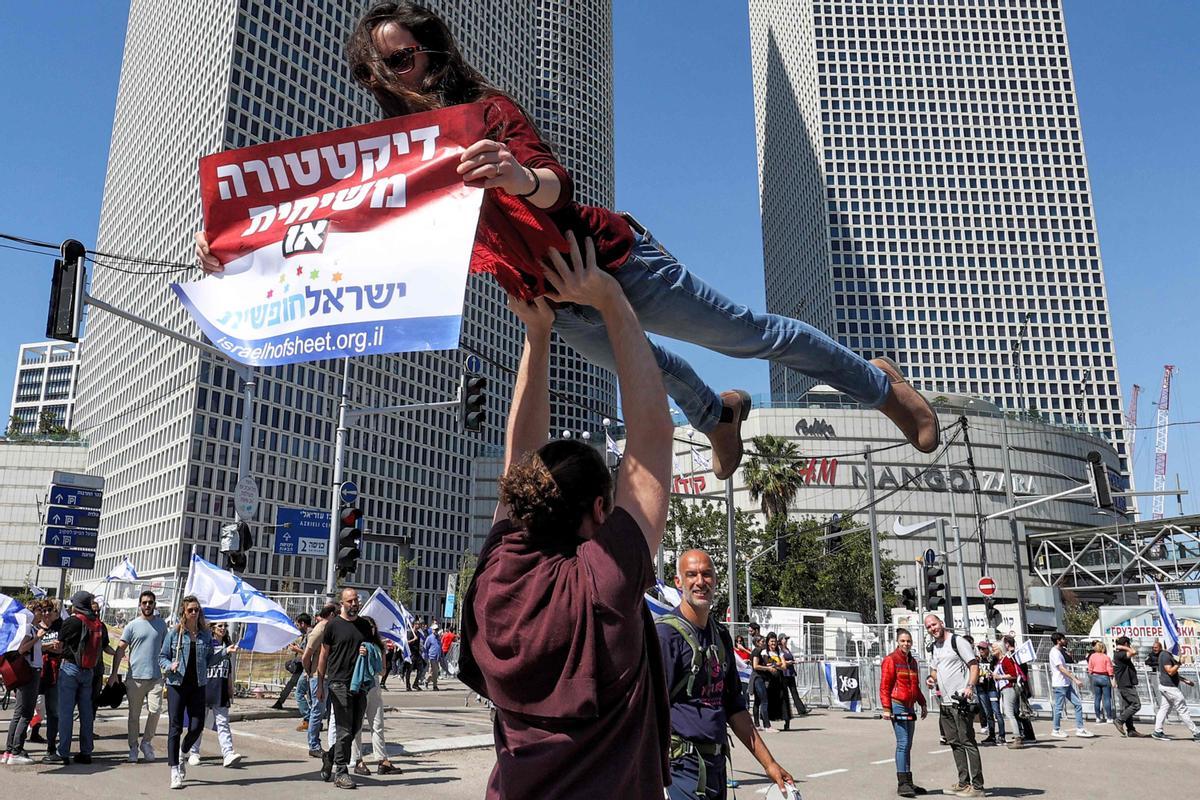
[655,549,795,799]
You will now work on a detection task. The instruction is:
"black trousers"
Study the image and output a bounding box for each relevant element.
[939,704,984,790]
[4,680,38,755]
[275,668,302,709]
[167,683,206,766]
[328,681,367,769]
[42,679,60,754]
[1117,686,1141,729]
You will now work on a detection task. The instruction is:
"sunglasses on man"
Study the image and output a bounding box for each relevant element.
[353,46,444,82]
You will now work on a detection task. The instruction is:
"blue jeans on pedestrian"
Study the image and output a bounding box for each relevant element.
[56,662,94,758]
[1090,675,1113,720]
[551,232,891,433]
[978,688,1005,741]
[296,674,311,718]
[752,678,770,728]
[890,701,916,773]
[307,678,325,751]
[1052,684,1085,731]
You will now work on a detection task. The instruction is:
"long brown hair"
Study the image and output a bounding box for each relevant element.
[498,440,613,541]
[176,594,207,636]
[346,2,503,117]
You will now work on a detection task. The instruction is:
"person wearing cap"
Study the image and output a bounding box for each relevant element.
[422,622,442,690]
[48,591,106,765]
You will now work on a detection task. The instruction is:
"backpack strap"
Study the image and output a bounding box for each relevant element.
[656,614,726,700]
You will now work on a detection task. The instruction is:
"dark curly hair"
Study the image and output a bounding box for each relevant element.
[346,2,503,117]
[499,440,613,539]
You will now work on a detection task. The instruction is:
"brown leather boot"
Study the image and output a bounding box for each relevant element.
[707,390,752,480]
[870,357,940,453]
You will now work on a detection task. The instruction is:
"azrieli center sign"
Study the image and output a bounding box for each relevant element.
[791,458,1040,494]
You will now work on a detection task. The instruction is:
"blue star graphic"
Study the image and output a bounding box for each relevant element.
[230,574,258,605]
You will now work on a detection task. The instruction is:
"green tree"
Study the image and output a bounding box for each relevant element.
[662,497,765,620]
[388,555,414,608]
[741,435,805,520]
[1063,600,1099,636]
[453,550,477,630]
[5,413,27,439]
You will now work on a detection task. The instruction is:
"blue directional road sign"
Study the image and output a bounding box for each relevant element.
[339,481,359,504]
[39,547,97,570]
[47,484,103,510]
[924,548,937,566]
[45,505,101,530]
[273,507,332,556]
[43,527,98,549]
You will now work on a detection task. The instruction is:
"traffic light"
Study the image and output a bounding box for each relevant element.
[46,239,87,343]
[774,533,790,562]
[984,597,1003,630]
[459,371,486,432]
[901,587,917,613]
[220,521,252,572]
[924,561,952,627]
[1086,450,1113,509]
[337,504,363,577]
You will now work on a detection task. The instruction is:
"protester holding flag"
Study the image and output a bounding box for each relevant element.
[195,1,940,479]
[49,591,105,766]
[458,230,674,797]
[1151,640,1199,742]
[159,595,212,790]
[317,588,376,789]
[187,621,243,768]
[2,595,44,765]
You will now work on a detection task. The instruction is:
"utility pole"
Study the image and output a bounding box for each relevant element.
[943,466,971,630]
[326,358,352,597]
[864,446,885,625]
[1000,413,1029,631]
[725,478,738,626]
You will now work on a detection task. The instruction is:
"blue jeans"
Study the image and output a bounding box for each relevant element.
[56,662,95,758]
[296,674,311,718]
[752,677,770,728]
[890,701,916,773]
[307,678,325,751]
[1052,684,1085,730]
[978,688,1005,741]
[1090,675,1113,720]
[552,233,891,432]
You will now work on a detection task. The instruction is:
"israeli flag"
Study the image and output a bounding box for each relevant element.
[689,442,712,472]
[29,586,47,600]
[183,554,299,653]
[605,430,623,459]
[361,587,412,660]
[1154,579,1183,656]
[1014,639,1037,665]
[644,579,683,617]
[107,557,139,582]
[0,593,33,654]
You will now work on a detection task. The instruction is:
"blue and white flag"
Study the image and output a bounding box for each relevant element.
[689,442,712,472]
[183,554,299,653]
[361,587,412,660]
[1014,639,1037,665]
[107,557,139,582]
[1154,579,1183,656]
[605,430,623,460]
[644,579,683,617]
[0,593,33,655]
[29,586,47,601]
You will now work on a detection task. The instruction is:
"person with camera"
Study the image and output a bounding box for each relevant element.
[923,614,985,798]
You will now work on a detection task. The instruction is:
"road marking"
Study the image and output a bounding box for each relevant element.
[233,728,494,756]
[806,769,849,778]
[928,748,951,754]
[871,758,895,764]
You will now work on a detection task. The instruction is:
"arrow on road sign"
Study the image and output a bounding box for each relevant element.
[46,505,100,529]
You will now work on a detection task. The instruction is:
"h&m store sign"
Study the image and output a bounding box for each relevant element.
[795,459,1039,494]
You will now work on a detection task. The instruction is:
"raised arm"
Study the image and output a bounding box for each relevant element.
[541,234,673,553]
[493,295,554,525]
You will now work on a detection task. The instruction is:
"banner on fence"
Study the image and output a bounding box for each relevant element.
[1099,604,1200,658]
[822,661,862,711]
[177,103,487,366]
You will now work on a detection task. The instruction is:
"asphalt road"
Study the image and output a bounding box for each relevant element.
[3,680,1196,798]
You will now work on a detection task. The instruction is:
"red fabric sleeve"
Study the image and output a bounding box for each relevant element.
[484,95,573,213]
[879,652,896,708]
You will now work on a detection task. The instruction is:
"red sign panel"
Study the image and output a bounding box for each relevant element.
[978,576,996,597]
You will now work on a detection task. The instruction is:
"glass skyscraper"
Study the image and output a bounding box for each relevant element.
[75,0,616,617]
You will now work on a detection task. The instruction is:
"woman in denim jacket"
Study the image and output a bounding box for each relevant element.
[158,595,212,790]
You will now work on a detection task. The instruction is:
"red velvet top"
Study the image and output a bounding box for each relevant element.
[470,95,635,299]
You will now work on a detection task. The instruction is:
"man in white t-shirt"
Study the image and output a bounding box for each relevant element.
[924,614,984,798]
[1048,631,1093,739]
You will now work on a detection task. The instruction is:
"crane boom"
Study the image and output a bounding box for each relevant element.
[1152,366,1175,520]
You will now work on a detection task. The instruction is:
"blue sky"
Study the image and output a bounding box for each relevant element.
[0,1,1197,514]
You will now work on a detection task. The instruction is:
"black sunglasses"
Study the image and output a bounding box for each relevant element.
[354,47,444,82]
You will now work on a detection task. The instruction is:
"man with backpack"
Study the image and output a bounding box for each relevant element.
[47,591,105,765]
[655,549,795,799]
[924,613,986,798]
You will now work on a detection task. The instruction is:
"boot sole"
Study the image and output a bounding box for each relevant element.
[874,356,940,453]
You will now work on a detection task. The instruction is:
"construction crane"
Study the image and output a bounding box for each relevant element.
[1125,383,1141,516]
[1152,366,1176,520]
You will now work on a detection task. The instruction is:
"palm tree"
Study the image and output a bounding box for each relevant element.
[741,434,805,521]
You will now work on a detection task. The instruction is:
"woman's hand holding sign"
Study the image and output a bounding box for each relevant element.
[194,231,224,275]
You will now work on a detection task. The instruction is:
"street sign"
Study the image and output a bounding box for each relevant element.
[39,547,97,570]
[45,505,100,530]
[43,527,97,549]
[339,481,359,504]
[923,548,937,566]
[464,354,482,373]
[234,475,259,521]
[273,507,332,556]
[978,576,996,597]
[50,470,104,491]
[47,484,103,509]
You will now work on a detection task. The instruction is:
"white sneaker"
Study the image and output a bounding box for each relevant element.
[223,752,243,768]
[129,746,140,763]
[1075,729,1095,738]
[8,753,33,765]
[140,741,156,762]
[188,751,201,767]
[1050,729,1068,739]
[170,766,183,789]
